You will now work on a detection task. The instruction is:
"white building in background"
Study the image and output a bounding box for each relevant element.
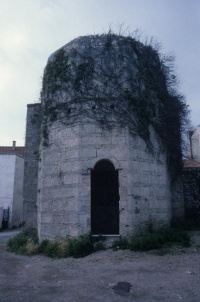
[0,141,24,229]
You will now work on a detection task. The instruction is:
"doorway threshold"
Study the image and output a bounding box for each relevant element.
[92,234,121,248]
[92,234,120,237]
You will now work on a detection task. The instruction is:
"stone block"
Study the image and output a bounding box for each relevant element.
[64,149,80,159]
[62,161,79,172]
[41,213,53,223]
[82,174,90,186]
[82,148,97,159]
[63,173,79,185]
[111,148,127,159]
[81,124,96,134]
[97,148,111,158]
[78,214,88,227]
[111,136,126,145]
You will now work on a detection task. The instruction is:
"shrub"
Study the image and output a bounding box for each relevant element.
[39,239,71,258]
[68,234,94,258]
[91,235,106,251]
[39,234,95,258]
[7,227,190,257]
[7,229,39,255]
[25,242,39,255]
[112,237,130,250]
[183,217,200,230]
[7,232,96,258]
[11,225,17,229]
[158,227,190,247]
[129,232,162,251]
[93,241,106,251]
[129,227,190,251]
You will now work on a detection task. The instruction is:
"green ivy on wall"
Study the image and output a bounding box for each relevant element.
[39,32,189,176]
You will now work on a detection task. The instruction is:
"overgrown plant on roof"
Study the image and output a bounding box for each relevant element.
[38,30,189,177]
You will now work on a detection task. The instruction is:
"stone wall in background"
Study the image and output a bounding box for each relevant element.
[23,103,41,228]
[12,155,24,226]
[183,168,200,219]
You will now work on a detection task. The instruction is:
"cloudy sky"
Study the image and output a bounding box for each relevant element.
[0,0,199,146]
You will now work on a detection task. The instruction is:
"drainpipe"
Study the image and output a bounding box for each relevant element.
[189,131,194,159]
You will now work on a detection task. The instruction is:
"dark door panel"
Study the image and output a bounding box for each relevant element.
[91,161,119,234]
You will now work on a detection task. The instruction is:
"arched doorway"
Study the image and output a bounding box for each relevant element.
[91,160,119,234]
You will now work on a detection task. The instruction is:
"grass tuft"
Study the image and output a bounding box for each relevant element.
[7,227,191,257]
[7,232,102,258]
[7,229,39,255]
[112,237,129,250]
[68,234,94,258]
[38,239,71,258]
[112,227,190,252]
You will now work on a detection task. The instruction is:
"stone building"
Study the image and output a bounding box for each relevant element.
[23,34,185,241]
[0,141,24,228]
[186,125,200,161]
[183,125,200,222]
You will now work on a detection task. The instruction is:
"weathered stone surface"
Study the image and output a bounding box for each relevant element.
[35,119,173,240]
[23,34,184,241]
[186,125,200,161]
[23,103,41,228]
[183,168,200,219]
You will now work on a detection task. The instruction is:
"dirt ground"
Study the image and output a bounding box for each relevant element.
[0,230,200,302]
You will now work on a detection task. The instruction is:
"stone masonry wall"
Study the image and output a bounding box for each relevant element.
[78,124,129,237]
[127,128,172,234]
[23,103,41,228]
[37,121,81,240]
[28,34,185,240]
[12,155,24,226]
[37,119,172,241]
[183,168,200,219]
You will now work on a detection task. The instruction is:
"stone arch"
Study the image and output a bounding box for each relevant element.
[93,159,115,171]
[89,157,122,171]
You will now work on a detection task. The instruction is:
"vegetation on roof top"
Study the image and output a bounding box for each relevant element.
[38,30,189,176]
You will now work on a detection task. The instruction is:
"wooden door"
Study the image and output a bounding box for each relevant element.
[91,160,119,234]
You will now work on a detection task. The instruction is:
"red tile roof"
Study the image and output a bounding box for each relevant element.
[183,159,200,168]
[0,146,25,157]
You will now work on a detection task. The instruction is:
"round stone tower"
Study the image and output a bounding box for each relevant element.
[30,34,184,241]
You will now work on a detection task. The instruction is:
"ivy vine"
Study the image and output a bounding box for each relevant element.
[39,32,189,176]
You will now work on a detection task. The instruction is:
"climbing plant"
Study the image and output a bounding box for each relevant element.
[40,32,189,175]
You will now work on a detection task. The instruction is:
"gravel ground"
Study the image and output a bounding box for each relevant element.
[0,230,200,302]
